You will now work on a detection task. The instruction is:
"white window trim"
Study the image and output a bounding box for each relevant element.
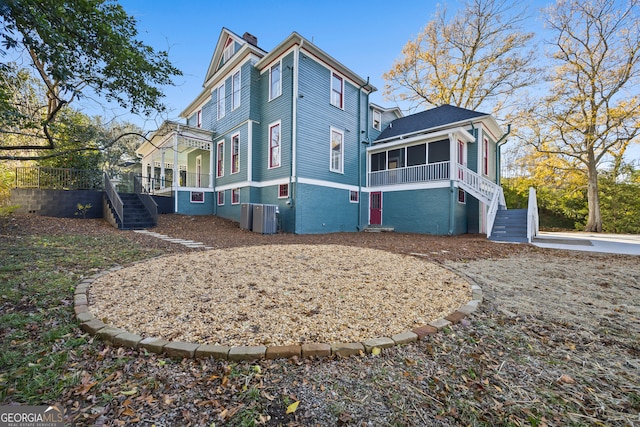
[268,120,282,169]
[278,183,289,199]
[330,70,344,110]
[217,83,226,120]
[196,109,202,128]
[217,191,225,206]
[330,126,344,174]
[231,188,240,205]
[372,109,381,131]
[349,190,359,203]
[190,191,205,203]
[231,132,240,175]
[216,140,224,178]
[232,70,241,111]
[269,61,282,101]
[458,188,466,204]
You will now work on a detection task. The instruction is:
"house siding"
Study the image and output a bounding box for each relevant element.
[454,189,468,234]
[177,190,214,215]
[214,123,248,187]
[379,188,454,234]
[188,149,211,179]
[295,183,359,234]
[296,55,359,186]
[254,53,294,183]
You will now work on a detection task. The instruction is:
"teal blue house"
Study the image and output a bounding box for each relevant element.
[136,29,510,236]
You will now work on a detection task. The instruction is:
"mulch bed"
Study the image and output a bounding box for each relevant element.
[2,213,638,426]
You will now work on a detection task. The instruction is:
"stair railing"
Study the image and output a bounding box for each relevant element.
[457,164,499,206]
[104,172,124,226]
[134,174,158,226]
[527,187,539,242]
[486,186,506,239]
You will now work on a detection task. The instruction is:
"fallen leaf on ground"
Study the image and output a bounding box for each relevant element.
[286,401,300,414]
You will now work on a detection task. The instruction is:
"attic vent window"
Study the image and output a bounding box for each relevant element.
[373,110,381,131]
[223,39,235,63]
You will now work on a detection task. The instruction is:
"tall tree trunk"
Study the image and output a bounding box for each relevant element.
[585,159,602,232]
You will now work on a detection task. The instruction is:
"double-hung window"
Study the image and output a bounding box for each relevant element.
[330,127,344,173]
[196,109,202,128]
[372,110,381,131]
[232,71,241,110]
[231,133,240,174]
[269,62,281,100]
[278,183,289,199]
[216,140,224,177]
[217,191,225,206]
[217,83,225,119]
[331,72,344,109]
[269,122,281,168]
[232,188,240,205]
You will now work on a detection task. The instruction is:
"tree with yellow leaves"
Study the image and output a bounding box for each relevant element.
[524,0,640,232]
[383,0,538,116]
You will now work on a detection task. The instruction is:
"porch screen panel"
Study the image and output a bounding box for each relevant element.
[428,139,450,163]
[371,152,386,171]
[407,144,427,166]
[388,148,405,169]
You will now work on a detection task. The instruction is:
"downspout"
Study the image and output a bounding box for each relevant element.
[495,124,511,185]
[357,77,370,231]
[289,40,303,228]
[448,132,456,235]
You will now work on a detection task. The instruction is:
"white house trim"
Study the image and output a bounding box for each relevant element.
[367,127,475,153]
[368,181,450,192]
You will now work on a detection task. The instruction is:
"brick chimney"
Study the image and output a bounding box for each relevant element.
[242,32,258,47]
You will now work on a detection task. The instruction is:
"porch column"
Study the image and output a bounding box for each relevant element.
[209,142,214,189]
[174,132,179,214]
[160,150,166,189]
[151,159,156,190]
[448,133,457,181]
[173,133,179,188]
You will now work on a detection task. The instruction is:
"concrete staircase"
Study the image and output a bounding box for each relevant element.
[364,225,395,232]
[105,193,156,230]
[489,208,528,243]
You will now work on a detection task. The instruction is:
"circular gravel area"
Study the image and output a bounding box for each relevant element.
[88,245,471,346]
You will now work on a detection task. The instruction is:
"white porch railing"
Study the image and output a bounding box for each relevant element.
[527,187,539,242]
[185,172,210,188]
[368,161,450,187]
[456,164,500,206]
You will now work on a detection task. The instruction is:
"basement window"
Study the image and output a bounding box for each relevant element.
[458,188,466,204]
[191,191,204,203]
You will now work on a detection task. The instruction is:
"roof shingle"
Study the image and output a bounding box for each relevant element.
[375,104,489,142]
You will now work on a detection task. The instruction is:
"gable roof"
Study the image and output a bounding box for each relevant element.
[203,28,267,87]
[255,32,376,93]
[375,104,489,142]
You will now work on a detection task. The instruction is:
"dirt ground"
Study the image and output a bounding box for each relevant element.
[3,213,639,426]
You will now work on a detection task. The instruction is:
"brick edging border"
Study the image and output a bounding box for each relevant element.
[74,265,483,361]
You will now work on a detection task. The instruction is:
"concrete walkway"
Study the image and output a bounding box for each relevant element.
[532,231,640,255]
[133,230,213,250]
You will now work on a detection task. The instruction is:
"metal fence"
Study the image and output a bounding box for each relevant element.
[15,167,103,190]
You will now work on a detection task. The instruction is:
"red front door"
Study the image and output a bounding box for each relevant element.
[370,192,382,225]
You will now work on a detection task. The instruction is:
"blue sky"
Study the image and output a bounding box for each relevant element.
[103,0,485,129]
